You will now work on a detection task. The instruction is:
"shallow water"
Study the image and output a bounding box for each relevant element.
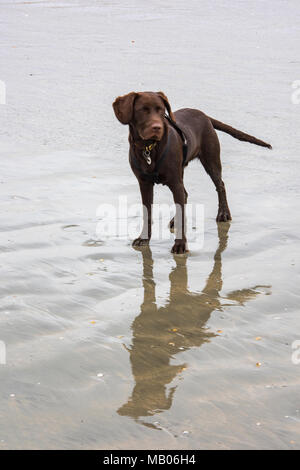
[0,0,300,450]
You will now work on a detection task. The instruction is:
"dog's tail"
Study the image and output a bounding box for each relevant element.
[209,117,272,149]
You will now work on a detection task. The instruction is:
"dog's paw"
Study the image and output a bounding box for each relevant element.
[216,208,232,222]
[171,239,188,254]
[132,237,150,247]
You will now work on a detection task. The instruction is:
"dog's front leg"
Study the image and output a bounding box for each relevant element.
[169,182,188,254]
[132,180,153,247]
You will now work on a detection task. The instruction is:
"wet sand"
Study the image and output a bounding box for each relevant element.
[0,0,300,449]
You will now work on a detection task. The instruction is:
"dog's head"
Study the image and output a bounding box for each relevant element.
[112,91,175,142]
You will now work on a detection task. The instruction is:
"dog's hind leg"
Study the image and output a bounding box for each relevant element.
[132,180,154,246]
[199,130,232,222]
[169,187,188,231]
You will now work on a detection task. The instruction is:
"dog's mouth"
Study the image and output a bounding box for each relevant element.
[140,130,163,141]
[138,122,164,142]
[151,133,162,141]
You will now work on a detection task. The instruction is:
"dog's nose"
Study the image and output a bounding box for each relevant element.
[152,123,162,133]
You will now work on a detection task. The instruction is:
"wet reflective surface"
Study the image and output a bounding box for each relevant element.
[118,224,270,426]
[0,0,300,450]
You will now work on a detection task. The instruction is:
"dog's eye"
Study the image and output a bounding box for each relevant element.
[156,106,163,112]
[143,106,150,113]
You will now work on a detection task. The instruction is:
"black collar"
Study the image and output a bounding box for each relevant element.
[129,115,188,185]
[130,131,171,184]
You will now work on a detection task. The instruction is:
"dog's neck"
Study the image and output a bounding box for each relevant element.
[128,123,169,163]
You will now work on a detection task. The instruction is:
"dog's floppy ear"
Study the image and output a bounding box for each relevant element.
[112,92,138,124]
[156,91,175,121]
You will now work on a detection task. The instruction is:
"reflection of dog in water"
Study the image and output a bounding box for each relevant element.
[118,223,270,425]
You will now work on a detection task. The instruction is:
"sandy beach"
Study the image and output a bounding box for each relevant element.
[0,0,300,449]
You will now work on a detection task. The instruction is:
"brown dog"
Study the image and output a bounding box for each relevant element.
[113,91,271,254]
